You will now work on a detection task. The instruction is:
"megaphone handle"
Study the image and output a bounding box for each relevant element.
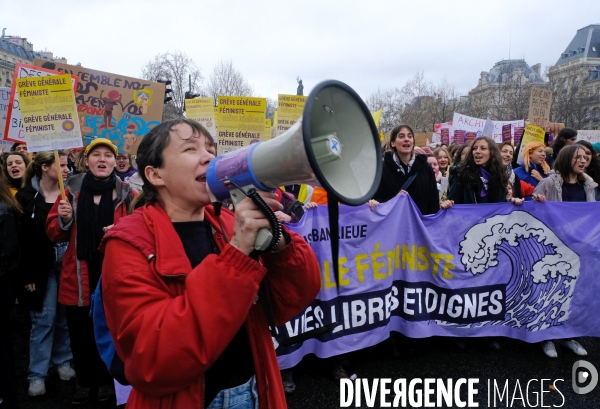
[228,186,281,252]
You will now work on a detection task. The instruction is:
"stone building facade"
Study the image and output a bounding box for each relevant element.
[547,24,600,129]
[0,29,67,88]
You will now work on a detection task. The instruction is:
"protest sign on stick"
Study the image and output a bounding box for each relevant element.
[16,74,82,152]
[516,124,545,165]
[4,63,78,144]
[17,74,83,199]
[53,150,66,200]
[528,88,552,130]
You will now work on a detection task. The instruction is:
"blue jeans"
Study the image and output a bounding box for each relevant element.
[28,268,73,381]
[207,376,259,409]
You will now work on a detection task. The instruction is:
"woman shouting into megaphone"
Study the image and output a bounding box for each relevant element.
[100,119,321,409]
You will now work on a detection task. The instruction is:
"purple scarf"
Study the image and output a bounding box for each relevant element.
[479,167,491,197]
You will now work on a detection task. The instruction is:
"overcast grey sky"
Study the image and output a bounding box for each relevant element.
[3,0,597,101]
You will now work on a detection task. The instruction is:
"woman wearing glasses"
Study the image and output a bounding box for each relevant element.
[115,153,137,183]
[533,144,596,358]
[533,144,597,203]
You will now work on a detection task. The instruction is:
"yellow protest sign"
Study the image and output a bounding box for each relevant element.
[275,94,305,138]
[16,74,82,151]
[516,124,546,165]
[186,97,216,137]
[372,109,382,128]
[265,118,271,140]
[216,96,266,154]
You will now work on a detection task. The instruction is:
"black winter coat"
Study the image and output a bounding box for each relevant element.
[373,152,440,215]
[15,180,60,311]
[0,201,19,280]
[448,167,507,204]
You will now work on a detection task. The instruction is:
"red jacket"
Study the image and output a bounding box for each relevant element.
[46,174,135,306]
[100,203,321,409]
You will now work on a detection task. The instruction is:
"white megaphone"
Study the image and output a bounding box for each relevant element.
[206,80,382,251]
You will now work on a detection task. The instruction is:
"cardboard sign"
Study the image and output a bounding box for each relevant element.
[517,124,546,165]
[528,88,552,130]
[4,63,78,144]
[33,59,165,154]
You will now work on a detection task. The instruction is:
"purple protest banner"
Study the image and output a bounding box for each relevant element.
[454,130,465,144]
[502,124,512,143]
[276,195,600,369]
[465,132,476,143]
[440,128,449,145]
[514,126,525,145]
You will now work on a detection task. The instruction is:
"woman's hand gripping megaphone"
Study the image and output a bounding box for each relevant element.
[230,189,286,255]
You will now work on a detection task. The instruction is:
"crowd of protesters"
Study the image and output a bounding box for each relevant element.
[0,121,598,409]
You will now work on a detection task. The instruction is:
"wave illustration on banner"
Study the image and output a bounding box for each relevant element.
[451,210,580,331]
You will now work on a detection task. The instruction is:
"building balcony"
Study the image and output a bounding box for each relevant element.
[0,60,15,70]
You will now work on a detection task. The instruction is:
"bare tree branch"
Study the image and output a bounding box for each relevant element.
[201,60,253,101]
[140,51,203,119]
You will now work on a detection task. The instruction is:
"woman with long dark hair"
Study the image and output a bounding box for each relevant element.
[372,124,452,214]
[576,140,600,200]
[448,137,531,351]
[552,127,577,153]
[533,144,595,358]
[0,169,22,408]
[448,137,509,204]
[46,138,135,404]
[16,151,74,397]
